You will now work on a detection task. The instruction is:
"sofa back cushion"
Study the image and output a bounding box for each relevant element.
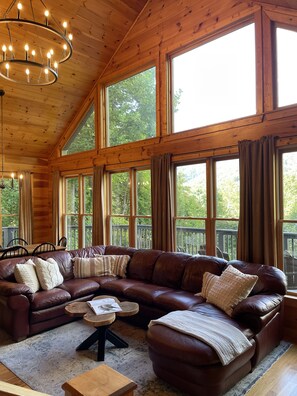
[181,255,227,293]
[128,249,163,281]
[69,245,106,258]
[152,252,191,288]
[228,260,287,295]
[104,245,137,257]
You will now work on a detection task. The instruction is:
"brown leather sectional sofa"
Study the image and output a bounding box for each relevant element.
[0,245,287,395]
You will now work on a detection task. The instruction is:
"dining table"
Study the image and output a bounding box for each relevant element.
[0,244,66,255]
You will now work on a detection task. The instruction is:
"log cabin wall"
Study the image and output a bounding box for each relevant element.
[49,0,297,341]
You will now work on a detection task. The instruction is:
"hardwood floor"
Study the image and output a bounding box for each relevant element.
[0,344,296,395]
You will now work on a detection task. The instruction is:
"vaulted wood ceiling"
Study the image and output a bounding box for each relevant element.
[0,0,148,160]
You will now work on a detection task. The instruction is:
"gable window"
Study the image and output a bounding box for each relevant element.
[0,178,19,246]
[62,105,95,156]
[275,26,297,108]
[106,67,156,147]
[64,174,93,250]
[108,168,151,248]
[172,23,256,132]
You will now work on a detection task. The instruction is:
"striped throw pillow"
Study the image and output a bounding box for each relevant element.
[73,255,130,279]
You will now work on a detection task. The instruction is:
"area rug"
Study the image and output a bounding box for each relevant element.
[0,320,291,396]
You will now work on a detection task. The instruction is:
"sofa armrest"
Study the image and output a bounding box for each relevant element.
[232,293,283,318]
[0,280,32,297]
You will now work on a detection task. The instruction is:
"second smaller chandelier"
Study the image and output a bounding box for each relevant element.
[0,0,73,86]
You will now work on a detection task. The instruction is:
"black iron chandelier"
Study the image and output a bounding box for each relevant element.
[0,0,73,86]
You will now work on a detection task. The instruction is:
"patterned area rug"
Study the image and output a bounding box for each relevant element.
[0,320,291,396]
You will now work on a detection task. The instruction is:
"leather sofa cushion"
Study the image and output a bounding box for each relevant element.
[99,278,140,297]
[152,252,191,288]
[128,249,163,281]
[154,290,204,311]
[58,279,99,298]
[31,288,71,310]
[181,255,227,293]
[123,283,172,305]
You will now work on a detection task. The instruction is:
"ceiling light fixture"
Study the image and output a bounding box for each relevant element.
[0,89,23,189]
[0,0,73,86]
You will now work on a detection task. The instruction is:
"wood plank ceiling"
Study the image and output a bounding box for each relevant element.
[0,0,148,160]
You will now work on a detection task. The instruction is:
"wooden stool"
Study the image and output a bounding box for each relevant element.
[62,364,137,396]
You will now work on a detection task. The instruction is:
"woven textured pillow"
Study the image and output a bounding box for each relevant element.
[14,259,40,293]
[73,255,130,278]
[195,272,219,298]
[35,257,64,291]
[206,265,258,316]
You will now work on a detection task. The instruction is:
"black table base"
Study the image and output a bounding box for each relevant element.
[76,325,128,361]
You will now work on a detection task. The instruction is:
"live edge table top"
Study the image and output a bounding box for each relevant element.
[65,295,139,327]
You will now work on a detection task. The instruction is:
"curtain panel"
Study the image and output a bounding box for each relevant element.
[92,165,105,246]
[19,171,33,244]
[237,136,276,265]
[151,153,174,251]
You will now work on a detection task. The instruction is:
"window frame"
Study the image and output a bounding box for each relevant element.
[62,172,93,250]
[106,167,152,248]
[104,64,158,148]
[173,155,239,259]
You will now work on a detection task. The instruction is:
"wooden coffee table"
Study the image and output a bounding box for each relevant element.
[65,295,139,361]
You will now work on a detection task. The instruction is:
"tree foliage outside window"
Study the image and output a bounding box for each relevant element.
[106,67,156,147]
[0,178,19,245]
[62,105,95,156]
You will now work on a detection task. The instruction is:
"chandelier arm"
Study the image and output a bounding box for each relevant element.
[0,90,4,187]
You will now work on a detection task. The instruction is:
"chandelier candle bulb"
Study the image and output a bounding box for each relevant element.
[44,10,49,26]
[17,3,22,19]
[8,45,13,59]
[5,63,9,78]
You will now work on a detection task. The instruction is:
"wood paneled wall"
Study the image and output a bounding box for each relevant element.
[48,0,297,339]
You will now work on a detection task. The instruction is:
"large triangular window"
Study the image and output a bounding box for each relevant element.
[62,105,95,156]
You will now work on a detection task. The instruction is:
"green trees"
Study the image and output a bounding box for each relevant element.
[107,67,156,146]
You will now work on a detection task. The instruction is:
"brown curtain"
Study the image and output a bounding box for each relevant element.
[237,136,276,265]
[19,171,33,244]
[52,170,60,244]
[92,165,105,246]
[151,153,174,251]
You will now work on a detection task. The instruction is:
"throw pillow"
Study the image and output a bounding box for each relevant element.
[73,255,130,278]
[206,265,258,316]
[195,272,219,298]
[14,259,40,293]
[35,257,64,291]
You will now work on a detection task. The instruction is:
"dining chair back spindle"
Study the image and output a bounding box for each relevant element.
[7,238,28,247]
[32,242,56,256]
[0,245,29,260]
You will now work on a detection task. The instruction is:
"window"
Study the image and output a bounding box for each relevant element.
[62,105,95,156]
[275,27,297,108]
[172,23,256,132]
[64,174,93,250]
[108,169,151,248]
[0,178,20,246]
[174,158,239,259]
[279,151,297,292]
[106,67,156,147]
[175,163,207,254]
[214,158,239,260]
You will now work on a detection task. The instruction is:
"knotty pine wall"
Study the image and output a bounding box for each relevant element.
[49,0,297,341]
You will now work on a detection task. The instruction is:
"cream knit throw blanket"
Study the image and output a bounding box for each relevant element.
[148,310,252,366]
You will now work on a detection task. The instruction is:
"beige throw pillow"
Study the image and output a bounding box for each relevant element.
[206,265,258,316]
[73,255,130,278]
[195,272,219,298]
[35,257,64,291]
[14,259,40,293]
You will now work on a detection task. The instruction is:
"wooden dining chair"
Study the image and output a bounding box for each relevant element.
[7,237,28,247]
[32,242,56,255]
[0,245,29,260]
[58,236,67,247]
